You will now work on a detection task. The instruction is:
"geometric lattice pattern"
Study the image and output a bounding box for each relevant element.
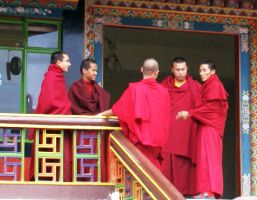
[110,151,153,200]
[0,128,21,152]
[35,129,63,182]
[0,157,21,181]
[37,158,61,181]
[124,170,133,198]
[0,126,106,183]
[0,128,23,181]
[73,130,101,182]
[76,131,98,154]
[37,129,62,153]
[143,192,151,200]
[133,182,144,200]
[76,158,98,182]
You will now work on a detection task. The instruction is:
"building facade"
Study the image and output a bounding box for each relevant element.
[0,0,256,198]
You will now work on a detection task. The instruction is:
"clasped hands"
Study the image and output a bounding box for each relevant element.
[176,111,189,120]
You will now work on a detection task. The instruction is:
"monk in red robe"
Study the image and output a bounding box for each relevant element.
[161,57,201,196]
[177,60,228,199]
[29,51,72,181]
[68,59,110,181]
[68,59,110,115]
[98,58,171,169]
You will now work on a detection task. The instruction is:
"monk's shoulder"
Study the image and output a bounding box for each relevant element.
[128,82,138,89]
[207,78,223,89]
[158,84,170,95]
[70,80,83,90]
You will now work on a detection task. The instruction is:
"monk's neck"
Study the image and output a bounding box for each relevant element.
[82,78,93,84]
[174,79,186,87]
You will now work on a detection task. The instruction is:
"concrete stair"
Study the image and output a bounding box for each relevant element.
[0,183,115,199]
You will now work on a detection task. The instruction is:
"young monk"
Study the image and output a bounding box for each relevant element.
[177,60,229,199]
[29,51,72,181]
[68,59,110,181]
[68,59,110,115]
[161,57,201,196]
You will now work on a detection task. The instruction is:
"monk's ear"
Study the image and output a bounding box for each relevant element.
[171,66,174,74]
[140,67,144,73]
[56,60,61,66]
[211,69,216,75]
[82,68,88,74]
[155,70,159,78]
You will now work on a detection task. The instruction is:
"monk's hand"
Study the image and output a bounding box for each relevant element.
[96,112,103,117]
[96,109,114,117]
[176,111,189,120]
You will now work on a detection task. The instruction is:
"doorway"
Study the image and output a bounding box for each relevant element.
[103,26,237,198]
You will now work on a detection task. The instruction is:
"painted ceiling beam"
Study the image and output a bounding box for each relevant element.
[0,0,79,9]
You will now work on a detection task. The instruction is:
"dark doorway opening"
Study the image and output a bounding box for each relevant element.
[103,26,238,199]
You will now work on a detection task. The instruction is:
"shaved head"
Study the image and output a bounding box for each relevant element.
[142,58,159,76]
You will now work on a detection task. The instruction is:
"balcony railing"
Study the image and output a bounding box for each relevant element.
[0,113,184,200]
[0,113,120,182]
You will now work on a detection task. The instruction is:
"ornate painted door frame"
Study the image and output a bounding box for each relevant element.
[85,1,257,196]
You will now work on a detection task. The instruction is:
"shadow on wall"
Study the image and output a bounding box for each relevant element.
[63,0,84,89]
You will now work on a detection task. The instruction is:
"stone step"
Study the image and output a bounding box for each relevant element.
[0,182,115,199]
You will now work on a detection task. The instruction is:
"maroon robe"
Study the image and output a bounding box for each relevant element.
[29,64,72,182]
[189,74,228,198]
[161,75,201,195]
[68,79,110,181]
[112,78,171,169]
[68,79,110,114]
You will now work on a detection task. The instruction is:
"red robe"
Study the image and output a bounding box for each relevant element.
[112,78,171,169]
[161,75,201,195]
[34,64,71,115]
[68,79,110,181]
[29,64,72,182]
[189,74,228,198]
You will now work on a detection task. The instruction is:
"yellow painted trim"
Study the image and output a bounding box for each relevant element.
[0,124,121,130]
[0,113,118,119]
[0,113,121,129]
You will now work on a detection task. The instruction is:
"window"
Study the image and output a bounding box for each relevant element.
[0,22,24,48]
[28,22,59,48]
[0,18,61,113]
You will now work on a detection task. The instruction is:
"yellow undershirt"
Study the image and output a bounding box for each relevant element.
[175,79,186,87]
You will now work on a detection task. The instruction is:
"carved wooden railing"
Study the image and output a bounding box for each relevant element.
[109,131,184,200]
[0,113,184,200]
[0,113,120,182]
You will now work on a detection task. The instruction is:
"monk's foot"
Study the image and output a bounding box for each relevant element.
[193,192,215,199]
